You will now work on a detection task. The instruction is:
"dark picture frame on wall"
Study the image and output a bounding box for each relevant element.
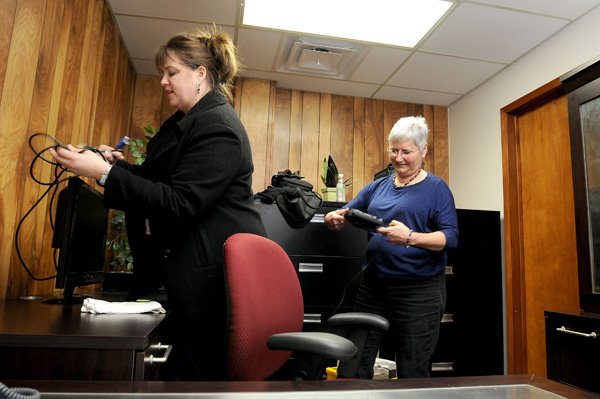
[563,55,600,313]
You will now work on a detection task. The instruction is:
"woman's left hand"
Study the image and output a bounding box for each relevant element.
[97,144,126,164]
[49,144,110,180]
[377,220,412,246]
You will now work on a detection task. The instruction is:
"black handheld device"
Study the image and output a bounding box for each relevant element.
[344,209,384,230]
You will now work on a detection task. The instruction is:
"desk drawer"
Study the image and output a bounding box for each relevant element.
[546,311,600,394]
[0,347,135,380]
[430,318,456,376]
[290,255,364,309]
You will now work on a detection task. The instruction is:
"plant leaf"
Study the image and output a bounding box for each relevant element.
[326,155,338,186]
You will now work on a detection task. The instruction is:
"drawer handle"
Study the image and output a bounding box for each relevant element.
[145,343,173,365]
[441,313,454,323]
[556,326,597,339]
[431,361,454,372]
[311,213,325,223]
[304,313,322,323]
[299,263,324,273]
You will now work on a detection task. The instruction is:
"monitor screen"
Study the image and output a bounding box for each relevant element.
[50,177,108,303]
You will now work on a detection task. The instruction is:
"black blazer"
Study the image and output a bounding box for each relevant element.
[104,90,266,306]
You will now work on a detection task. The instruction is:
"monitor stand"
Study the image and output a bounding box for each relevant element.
[43,292,89,305]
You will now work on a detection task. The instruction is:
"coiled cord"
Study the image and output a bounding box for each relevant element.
[0,382,40,399]
[14,133,110,281]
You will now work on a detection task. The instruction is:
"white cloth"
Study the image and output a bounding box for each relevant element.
[81,298,166,314]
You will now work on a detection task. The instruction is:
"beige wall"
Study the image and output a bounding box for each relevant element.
[449,6,600,212]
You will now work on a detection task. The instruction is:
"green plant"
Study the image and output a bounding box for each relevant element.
[105,125,157,271]
[106,209,132,270]
[321,155,351,187]
[128,125,157,165]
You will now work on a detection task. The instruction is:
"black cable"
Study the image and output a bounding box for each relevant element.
[14,133,108,281]
[331,258,372,315]
[27,132,110,183]
[13,182,58,281]
[331,229,385,314]
[27,132,71,185]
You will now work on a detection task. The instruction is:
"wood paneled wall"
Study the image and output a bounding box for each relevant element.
[131,76,449,197]
[0,1,448,300]
[0,0,135,300]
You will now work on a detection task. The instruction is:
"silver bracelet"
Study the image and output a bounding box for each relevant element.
[97,165,112,186]
[405,229,413,248]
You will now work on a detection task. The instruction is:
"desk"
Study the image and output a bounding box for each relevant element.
[0,298,167,381]
[545,310,600,394]
[2,375,599,398]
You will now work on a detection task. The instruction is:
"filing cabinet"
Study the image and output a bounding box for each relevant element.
[256,203,504,377]
[428,209,504,376]
[255,201,367,326]
[377,209,504,377]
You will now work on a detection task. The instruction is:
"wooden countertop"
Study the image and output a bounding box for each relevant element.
[0,298,166,349]
[2,375,599,398]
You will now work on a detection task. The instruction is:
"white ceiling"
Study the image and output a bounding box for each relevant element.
[106,0,600,107]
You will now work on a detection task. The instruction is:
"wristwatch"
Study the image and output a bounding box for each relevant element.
[97,165,112,186]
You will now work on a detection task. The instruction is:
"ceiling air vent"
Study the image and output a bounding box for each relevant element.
[284,40,358,77]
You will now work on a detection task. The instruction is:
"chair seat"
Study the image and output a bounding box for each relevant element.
[268,332,358,360]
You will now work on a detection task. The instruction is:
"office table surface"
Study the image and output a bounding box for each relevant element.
[2,375,599,398]
[0,298,166,349]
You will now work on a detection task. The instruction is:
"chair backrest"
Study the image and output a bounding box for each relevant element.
[223,233,304,381]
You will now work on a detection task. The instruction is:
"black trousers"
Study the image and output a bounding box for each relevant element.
[161,264,227,381]
[353,272,446,378]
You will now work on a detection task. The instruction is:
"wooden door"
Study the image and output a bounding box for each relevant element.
[501,80,580,375]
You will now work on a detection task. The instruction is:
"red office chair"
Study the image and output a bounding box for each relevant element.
[223,233,388,381]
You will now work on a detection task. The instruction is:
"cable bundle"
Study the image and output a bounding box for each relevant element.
[14,133,112,281]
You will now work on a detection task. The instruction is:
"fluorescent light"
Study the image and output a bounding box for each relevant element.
[242,0,453,48]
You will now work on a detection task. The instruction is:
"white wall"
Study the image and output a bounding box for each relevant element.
[448,5,600,212]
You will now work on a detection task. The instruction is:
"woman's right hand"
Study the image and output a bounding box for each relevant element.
[324,208,349,230]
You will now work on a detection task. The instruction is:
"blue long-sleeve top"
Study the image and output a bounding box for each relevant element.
[347,173,459,280]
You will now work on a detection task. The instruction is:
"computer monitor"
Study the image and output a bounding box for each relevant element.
[49,177,108,304]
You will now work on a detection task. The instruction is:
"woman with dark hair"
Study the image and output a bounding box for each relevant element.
[50,26,266,380]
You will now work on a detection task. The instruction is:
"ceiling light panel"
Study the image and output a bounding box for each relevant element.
[242,0,454,48]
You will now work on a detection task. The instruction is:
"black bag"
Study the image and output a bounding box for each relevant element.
[256,170,323,228]
[275,187,322,228]
[271,170,314,191]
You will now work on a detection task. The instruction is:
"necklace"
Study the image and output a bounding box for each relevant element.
[395,169,421,187]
